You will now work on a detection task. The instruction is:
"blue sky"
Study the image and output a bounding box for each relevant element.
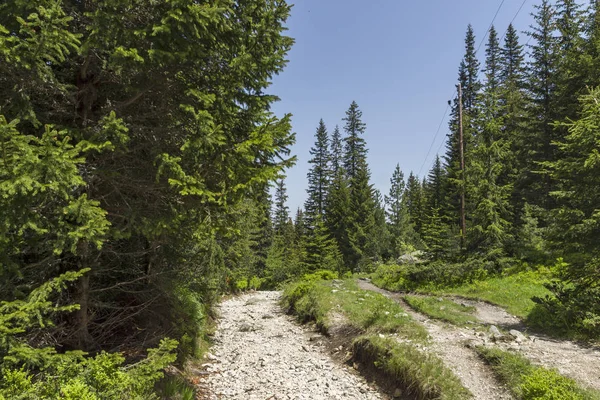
[269,0,539,213]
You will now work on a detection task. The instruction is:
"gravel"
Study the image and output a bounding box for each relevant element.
[203,291,385,400]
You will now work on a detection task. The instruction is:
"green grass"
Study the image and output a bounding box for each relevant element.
[404,295,478,326]
[283,274,472,399]
[428,271,552,319]
[353,335,472,400]
[283,278,428,341]
[476,346,600,400]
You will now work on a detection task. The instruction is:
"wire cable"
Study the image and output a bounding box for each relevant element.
[418,0,530,177]
[417,103,450,177]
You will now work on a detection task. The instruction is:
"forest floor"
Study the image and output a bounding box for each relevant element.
[197,291,386,399]
[357,279,600,395]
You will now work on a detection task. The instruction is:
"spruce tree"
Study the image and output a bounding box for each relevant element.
[468,32,512,256]
[326,169,352,271]
[499,23,529,227]
[330,125,344,176]
[525,0,559,208]
[445,25,481,234]
[273,177,290,234]
[405,172,425,239]
[305,119,331,225]
[424,155,446,211]
[343,101,368,181]
[385,164,410,257]
[555,0,586,122]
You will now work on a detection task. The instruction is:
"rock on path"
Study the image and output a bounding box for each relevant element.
[203,291,385,400]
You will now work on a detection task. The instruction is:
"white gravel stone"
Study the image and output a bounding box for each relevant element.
[204,291,385,400]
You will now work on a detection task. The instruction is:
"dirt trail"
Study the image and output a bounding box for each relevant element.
[200,291,386,400]
[357,280,512,399]
[358,280,600,393]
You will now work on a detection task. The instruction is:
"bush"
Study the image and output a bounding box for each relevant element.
[520,368,585,400]
[372,259,492,292]
[248,276,263,290]
[532,258,600,338]
[0,271,179,399]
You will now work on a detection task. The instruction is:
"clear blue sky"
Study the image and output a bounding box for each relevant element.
[269,0,538,213]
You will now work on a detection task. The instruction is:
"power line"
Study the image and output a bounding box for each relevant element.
[418,0,530,177]
[476,0,507,54]
[417,103,450,176]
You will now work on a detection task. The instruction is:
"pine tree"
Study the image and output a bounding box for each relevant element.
[305,119,331,226]
[525,0,559,208]
[273,177,290,234]
[330,125,344,176]
[468,33,512,256]
[385,164,410,257]
[555,0,586,122]
[421,207,448,259]
[252,184,274,275]
[303,215,343,272]
[499,24,529,227]
[484,26,501,93]
[347,164,377,271]
[343,101,368,181]
[542,87,600,335]
[326,169,352,272]
[405,172,425,239]
[295,208,307,241]
[424,155,446,211]
[581,0,600,88]
[445,25,481,234]
[367,190,392,262]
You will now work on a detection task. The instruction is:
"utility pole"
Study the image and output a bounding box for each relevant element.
[457,83,466,249]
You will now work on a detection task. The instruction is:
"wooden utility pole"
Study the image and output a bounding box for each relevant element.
[457,83,467,248]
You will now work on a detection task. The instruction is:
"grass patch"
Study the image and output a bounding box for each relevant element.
[156,375,195,400]
[476,346,600,400]
[429,271,552,319]
[353,335,472,400]
[404,295,477,327]
[284,272,472,399]
[283,277,428,340]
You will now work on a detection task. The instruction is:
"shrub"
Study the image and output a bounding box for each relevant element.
[520,368,585,400]
[248,276,263,290]
[0,270,178,399]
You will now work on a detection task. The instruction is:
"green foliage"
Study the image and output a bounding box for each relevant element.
[403,295,477,327]
[283,276,427,340]
[0,271,178,399]
[157,376,195,400]
[371,259,492,292]
[476,346,600,400]
[353,336,472,400]
[431,268,553,319]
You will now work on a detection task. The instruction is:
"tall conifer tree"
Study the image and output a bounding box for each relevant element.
[305,119,331,225]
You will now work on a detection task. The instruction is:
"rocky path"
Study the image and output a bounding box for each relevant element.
[201,291,386,400]
[357,280,512,400]
[358,280,600,394]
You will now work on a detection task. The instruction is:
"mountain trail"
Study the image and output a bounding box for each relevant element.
[358,280,600,393]
[357,280,512,399]
[198,291,386,400]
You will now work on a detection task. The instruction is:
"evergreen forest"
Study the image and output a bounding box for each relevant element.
[1,0,600,399]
